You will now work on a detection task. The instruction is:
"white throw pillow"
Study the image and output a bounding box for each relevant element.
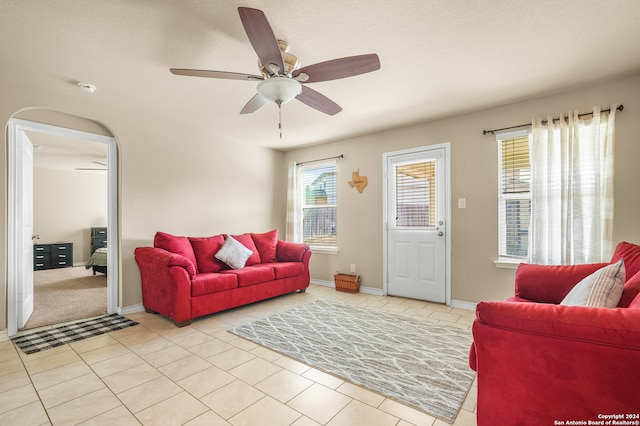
[560,259,625,308]
[215,235,253,270]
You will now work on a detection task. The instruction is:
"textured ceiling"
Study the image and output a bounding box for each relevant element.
[2,0,640,152]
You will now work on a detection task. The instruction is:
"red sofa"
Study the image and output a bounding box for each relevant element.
[134,230,311,327]
[469,242,640,426]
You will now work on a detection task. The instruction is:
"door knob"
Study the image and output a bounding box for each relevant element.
[437,231,444,237]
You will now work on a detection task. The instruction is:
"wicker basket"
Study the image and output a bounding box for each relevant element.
[334,273,361,293]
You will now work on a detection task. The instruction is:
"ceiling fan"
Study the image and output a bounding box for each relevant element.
[75,161,107,171]
[170,7,381,135]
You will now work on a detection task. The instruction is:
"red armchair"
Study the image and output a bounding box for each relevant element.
[469,242,640,426]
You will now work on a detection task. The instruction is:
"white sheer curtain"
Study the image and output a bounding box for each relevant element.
[528,105,617,264]
[285,161,301,242]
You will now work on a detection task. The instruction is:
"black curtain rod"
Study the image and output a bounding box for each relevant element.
[296,154,344,166]
[482,104,624,135]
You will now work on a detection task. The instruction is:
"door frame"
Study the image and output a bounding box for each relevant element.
[382,143,451,304]
[7,118,118,336]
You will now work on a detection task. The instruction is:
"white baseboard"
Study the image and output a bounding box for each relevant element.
[118,304,145,315]
[312,279,477,310]
[450,299,477,311]
[360,286,384,296]
[310,278,333,287]
[310,279,384,296]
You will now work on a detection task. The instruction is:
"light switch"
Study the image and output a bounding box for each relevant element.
[458,198,466,209]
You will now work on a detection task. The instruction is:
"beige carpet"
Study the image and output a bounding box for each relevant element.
[23,267,107,330]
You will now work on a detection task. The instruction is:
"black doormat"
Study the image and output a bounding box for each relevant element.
[12,313,138,355]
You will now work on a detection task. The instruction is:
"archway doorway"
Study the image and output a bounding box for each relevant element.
[7,113,118,336]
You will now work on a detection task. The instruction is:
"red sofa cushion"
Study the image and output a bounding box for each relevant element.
[220,265,276,287]
[514,262,608,304]
[277,240,308,262]
[189,235,228,273]
[263,262,304,279]
[611,241,640,281]
[154,232,199,274]
[231,233,261,266]
[618,271,640,308]
[191,273,238,296]
[251,230,278,263]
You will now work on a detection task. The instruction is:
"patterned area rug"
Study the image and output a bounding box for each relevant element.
[12,314,137,355]
[230,300,475,424]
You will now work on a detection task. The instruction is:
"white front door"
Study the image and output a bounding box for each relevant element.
[384,145,449,303]
[18,133,35,328]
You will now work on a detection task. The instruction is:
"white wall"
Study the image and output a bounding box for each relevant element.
[33,167,107,264]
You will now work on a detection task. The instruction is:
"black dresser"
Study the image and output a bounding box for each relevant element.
[91,227,107,254]
[33,243,73,270]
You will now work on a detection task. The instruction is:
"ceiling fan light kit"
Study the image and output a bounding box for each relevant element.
[257,77,301,104]
[170,7,381,137]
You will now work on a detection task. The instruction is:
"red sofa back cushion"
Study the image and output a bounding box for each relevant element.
[251,230,278,263]
[154,232,199,274]
[611,241,640,281]
[618,271,640,308]
[231,233,261,266]
[515,263,608,304]
[189,235,228,273]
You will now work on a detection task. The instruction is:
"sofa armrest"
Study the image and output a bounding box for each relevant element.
[134,246,197,277]
[471,301,640,423]
[134,247,193,323]
[276,240,310,262]
[475,300,640,348]
[514,262,609,303]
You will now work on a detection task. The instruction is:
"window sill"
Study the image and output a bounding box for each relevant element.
[494,259,523,269]
[310,247,339,255]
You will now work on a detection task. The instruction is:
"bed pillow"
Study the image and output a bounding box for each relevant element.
[215,235,253,270]
[560,259,625,308]
[154,231,198,274]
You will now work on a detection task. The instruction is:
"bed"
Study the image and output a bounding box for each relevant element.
[85,247,107,275]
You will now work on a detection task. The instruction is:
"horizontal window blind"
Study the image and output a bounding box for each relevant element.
[394,161,436,228]
[498,134,531,258]
[501,136,530,194]
[300,162,337,248]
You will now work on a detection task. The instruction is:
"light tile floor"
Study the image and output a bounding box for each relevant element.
[0,285,477,425]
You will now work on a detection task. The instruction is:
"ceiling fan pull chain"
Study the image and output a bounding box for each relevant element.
[278,100,283,139]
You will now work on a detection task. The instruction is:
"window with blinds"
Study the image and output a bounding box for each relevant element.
[393,160,437,229]
[498,132,531,259]
[299,161,337,249]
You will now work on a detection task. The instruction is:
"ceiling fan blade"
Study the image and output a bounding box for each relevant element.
[238,7,284,74]
[170,68,263,81]
[293,54,380,83]
[296,86,342,116]
[240,94,268,114]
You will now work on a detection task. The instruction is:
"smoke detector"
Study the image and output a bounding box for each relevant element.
[77,82,97,93]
